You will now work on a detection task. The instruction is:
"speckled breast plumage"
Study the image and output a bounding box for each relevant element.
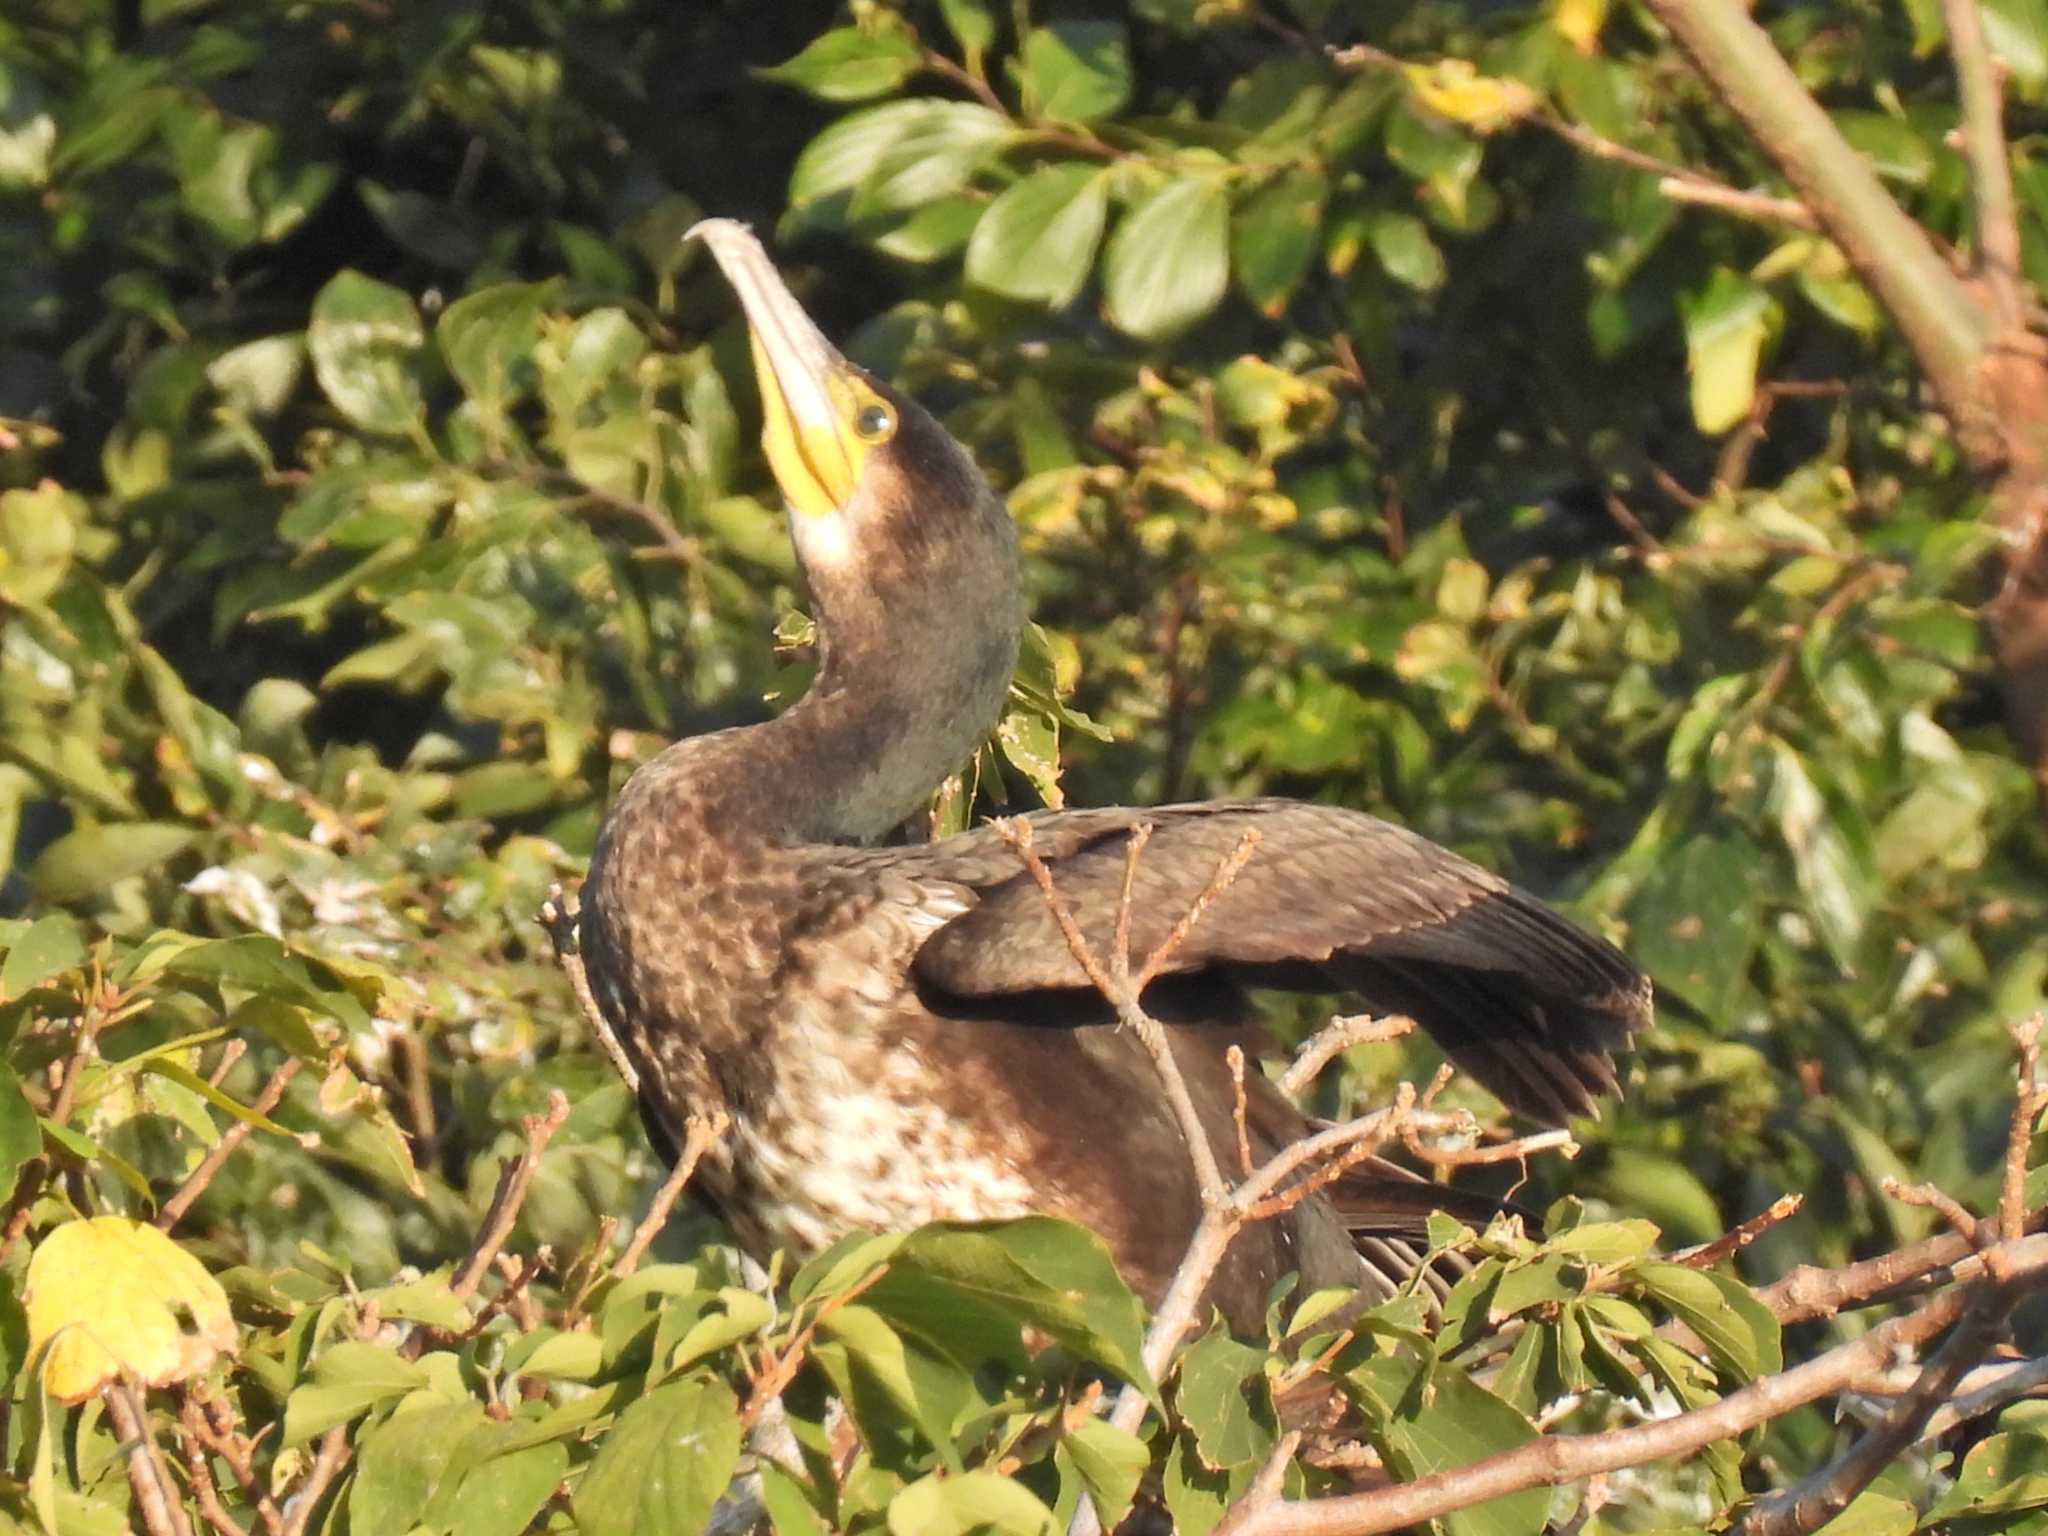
[578,762,1048,1265]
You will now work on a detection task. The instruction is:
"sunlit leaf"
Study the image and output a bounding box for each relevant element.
[24,1218,237,1403]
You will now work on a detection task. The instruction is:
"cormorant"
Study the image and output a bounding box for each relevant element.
[577,220,1652,1328]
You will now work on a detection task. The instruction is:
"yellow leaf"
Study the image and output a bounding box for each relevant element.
[1402,60,1538,134]
[24,1217,237,1403]
[1551,0,1609,53]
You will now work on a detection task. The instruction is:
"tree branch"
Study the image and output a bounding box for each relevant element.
[1225,1234,2048,1536]
[1736,1286,2016,1536]
[1944,0,2025,328]
[1641,0,1994,443]
[107,1379,195,1536]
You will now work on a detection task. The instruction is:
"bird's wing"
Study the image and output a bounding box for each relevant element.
[905,800,1653,1123]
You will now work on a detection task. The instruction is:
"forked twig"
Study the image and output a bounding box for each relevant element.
[1278,1014,1416,1100]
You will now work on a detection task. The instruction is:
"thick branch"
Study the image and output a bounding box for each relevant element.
[1642,0,1993,445]
[1737,1288,2014,1536]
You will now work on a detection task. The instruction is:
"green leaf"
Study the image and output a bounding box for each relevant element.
[130,933,369,1031]
[1350,1355,1546,1536]
[282,1342,429,1445]
[1680,268,1773,435]
[1632,1262,1779,1382]
[790,100,936,215]
[1985,0,2048,88]
[1546,1218,1660,1266]
[0,1066,38,1201]
[1018,23,1132,122]
[352,1398,489,1535]
[1766,740,1876,969]
[1931,1427,2048,1516]
[31,824,200,904]
[437,282,552,414]
[889,1470,1059,1535]
[308,270,426,435]
[965,163,1109,306]
[1103,177,1230,339]
[849,102,1014,219]
[759,26,924,104]
[815,1301,974,1470]
[207,333,306,417]
[449,1442,571,1536]
[1832,110,1937,186]
[1814,1491,1919,1536]
[870,1218,1155,1398]
[1177,1329,1275,1469]
[574,1375,742,1536]
[1596,1154,1722,1247]
[1626,833,1758,1018]
[938,0,997,61]
[0,482,83,606]
[1231,167,1326,317]
[1058,1420,1149,1532]
[1368,210,1447,292]
[1,913,85,1002]
[875,197,985,264]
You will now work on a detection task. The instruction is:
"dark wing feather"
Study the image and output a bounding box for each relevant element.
[908,800,1652,1123]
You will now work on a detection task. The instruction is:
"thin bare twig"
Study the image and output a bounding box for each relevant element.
[1402,1123,1577,1169]
[205,1040,247,1091]
[616,1108,730,1279]
[1740,1289,2013,1536]
[158,1059,305,1232]
[1884,1177,1985,1247]
[279,1425,348,1536]
[1278,1015,1416,1100]
[1133,829,1261,988]
[107,1379,196,1536]
[1227,1046,1255,1179]
[1944,0,2026,328]
[451,1091,571,1300]
[176,1406,250,1536]
[1671,1193,1805,1269]
[539,885,640,1094]
[2002,1014,2043,1240]
[996,819,1234,1207]
[185,1394,284,1536]
[740,1265,890,1429]
[1920,1352,2048,1441]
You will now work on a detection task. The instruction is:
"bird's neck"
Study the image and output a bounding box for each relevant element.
[633,565,1019,848]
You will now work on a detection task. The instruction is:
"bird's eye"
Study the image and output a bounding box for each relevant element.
[855,403,895,441]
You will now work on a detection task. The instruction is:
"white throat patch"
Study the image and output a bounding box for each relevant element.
[791,508,855,571]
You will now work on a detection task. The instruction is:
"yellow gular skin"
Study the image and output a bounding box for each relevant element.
[748,329,896,518]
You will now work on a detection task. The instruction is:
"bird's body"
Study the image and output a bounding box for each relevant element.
[579,221,1653,1329]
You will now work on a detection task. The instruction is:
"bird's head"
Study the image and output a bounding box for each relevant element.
[685,219,1020,837]
[687,219,1017,652]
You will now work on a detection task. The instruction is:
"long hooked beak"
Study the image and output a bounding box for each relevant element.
[687,218,859,519]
